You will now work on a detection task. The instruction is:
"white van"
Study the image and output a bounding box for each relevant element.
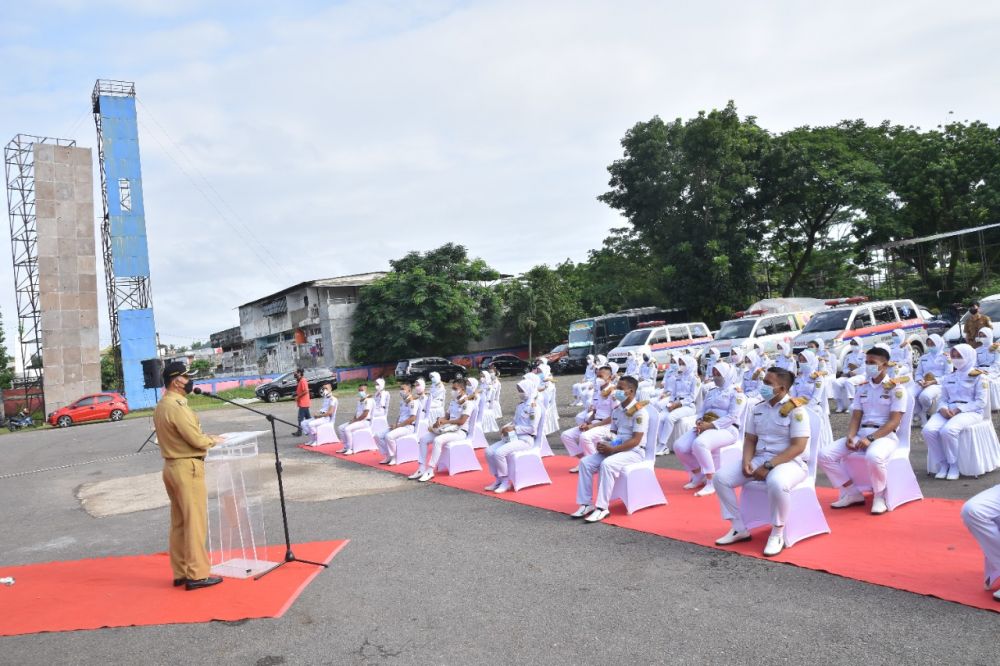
[607,321,713,370]
[712,310,814,358]
[791,297,927,366]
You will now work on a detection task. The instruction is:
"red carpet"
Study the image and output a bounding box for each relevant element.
[0,541,347,637]
[301,443,998,613]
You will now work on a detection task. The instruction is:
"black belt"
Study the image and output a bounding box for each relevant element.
[166,456,205,461]
[860,424,881,429]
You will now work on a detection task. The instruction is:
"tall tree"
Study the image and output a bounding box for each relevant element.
[350,243,501,363]
[599,102,770,323]
[501,264,585,355]
[756,121,888,296]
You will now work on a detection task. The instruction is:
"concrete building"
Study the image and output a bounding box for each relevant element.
[35,144,102,411]
[236,272,386,375]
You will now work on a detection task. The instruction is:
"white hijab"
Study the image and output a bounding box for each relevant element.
[953,343,976,372]
[516,378,536,403]
[711,361,739,389]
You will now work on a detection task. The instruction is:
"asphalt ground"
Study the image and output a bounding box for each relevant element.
[1,373,998,665]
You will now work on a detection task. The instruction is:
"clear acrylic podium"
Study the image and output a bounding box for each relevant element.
[205,431,277,578]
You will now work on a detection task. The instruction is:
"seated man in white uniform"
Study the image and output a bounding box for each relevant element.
[570,375,648,524]
[337,383,375,455]
[638,353,658,389]
[831,339,866,414]
[714,367,809,557]
[376,380,419,465]
[817,344,906,515]
[409,378,476,482]
[922,343,986,480]
[561,365,617,473]
[673,361,742,497]
[655,353,699,456]
[484,378,543,493]
[961,481,1000,601]
[572,355,597,406]
[302,383,337,445]
[913,334,952,425]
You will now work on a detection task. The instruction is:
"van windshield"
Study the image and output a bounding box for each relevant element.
[568,320,595,348]
[716,320,755,340]
[619,329,651,347]
[802,309,851,333]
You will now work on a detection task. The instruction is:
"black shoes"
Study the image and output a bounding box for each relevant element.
[292,430,303,437]
[185,576,223,591]
[172,578,186,587]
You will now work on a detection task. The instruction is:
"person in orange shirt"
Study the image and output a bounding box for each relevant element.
[292,369,311,436]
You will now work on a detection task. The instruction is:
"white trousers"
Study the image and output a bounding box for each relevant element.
[417,430,466,470]
[376,424,415,457]
[922,411,982,469]
[715,456,808,531]
[485,435,533,480]
[832,376,863,410]
[337,421,370,449]
[915,384,943,417]
[658,405,695,448]
[818,427,898,495]
[576,448,645,510]
[962,484,1000,587]
[673,426,738,475]
[560,424,611,457]
[303,416,331,438]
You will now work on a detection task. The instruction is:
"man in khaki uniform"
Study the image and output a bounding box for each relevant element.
[965,300,992,346]
[154,362,226,590]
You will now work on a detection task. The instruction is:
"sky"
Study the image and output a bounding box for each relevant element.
[1,0,999,366]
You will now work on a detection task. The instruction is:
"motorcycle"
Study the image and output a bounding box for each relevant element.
[7,410,34,431]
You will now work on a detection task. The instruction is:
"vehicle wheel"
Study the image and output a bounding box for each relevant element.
[910,343,923,368]
[57,415,72,428]
[266,390,280,403]
[110,409,124,422]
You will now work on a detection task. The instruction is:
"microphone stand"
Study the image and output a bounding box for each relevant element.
[194,389,327,579]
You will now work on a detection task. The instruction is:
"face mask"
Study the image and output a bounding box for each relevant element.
[452,389,462,398]
[400,391,409,400]
[466,387,475,396]
[183,379,194,395]
[595,378,605,388]
[971,307,979,314]
[518,391,528,403]
[613,389,627,402]
[759,384,775,401]
[358,391,367,399]
[865,364,880,379]
[322,389,331,397]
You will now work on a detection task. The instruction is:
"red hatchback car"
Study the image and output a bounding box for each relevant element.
[48,392,129,427]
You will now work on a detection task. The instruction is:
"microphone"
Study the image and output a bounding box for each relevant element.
[192,387,219,398]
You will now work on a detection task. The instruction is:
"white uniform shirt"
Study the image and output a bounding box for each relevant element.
[699,385,741,430]
[742,367,763,396]
[774,355,797,373]
[396,396,415,426]
[791,373,826,410]
[373,390,389,417]
[939,370,988,415]
[457,397,477,433]
[889,346,913,377]
[976,346,1000,373]
[671,374,698,407]
[430,383,446,409]
[660,368,677,394]
[639,361,657,382]
[512,399,542,436]
[590,388,617,421]
[355,396,375,420]
[916,352,951,381]
[610,400,649,448]
[746,396,809,461]
[584,365,597,382]
[850,378,907,427]
[841,351,865,377]
[317,395,334,415]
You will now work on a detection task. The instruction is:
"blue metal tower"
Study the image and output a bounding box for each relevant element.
[92,80,159,409]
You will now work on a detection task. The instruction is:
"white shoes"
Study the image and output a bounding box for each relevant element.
[871,496,888,515]
[388,457,397,466]
[570,505,594,519]
[418,470,435,482]
[683,474,705,490]
[763,534,785,557]
[656,448,670,457]
[484,481,500,492]
[935,464,949,480]
[831,490,865,509]
[568,465,579,473]
[946,464,960,481]
[494,481,510,494]
[994,588,1000,602]
[585,508,610,523]
[694,480,715,497]
[407,469,423,480]
[342,449,355,456]
[715,528,751,545]
[378,457,390,464]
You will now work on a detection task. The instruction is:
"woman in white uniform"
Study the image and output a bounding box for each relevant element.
[484,378,543,493]
[427,372,446,422]
[773,341,797,374]
[913,334,952,425]
[655,353,699,456]
[831,339,866,413]
[790,349,834,452]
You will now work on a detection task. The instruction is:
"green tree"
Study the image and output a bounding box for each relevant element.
[501,264,585,355]
[350,243,501,363]
[100,346,121,391]
[574,229,666,314]
[191,341,204,350]
[0,310,14,391]
[755,121,888,296]
[599,102,770,324]
[190,359,214,376]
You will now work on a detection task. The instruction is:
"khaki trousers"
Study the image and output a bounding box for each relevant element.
[162,458,210,580]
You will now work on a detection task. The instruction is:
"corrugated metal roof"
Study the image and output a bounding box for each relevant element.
[237,272,388,308]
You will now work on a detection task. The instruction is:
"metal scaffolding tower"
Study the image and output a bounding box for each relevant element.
[4,134,75,414]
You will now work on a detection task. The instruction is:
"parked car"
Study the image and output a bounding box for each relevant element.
[481,353,530,377]
[607,321,714,370]
[254,367,339,403]
[792,297,927,366]
[395,357,466,383]
[48,392,129,427]
[943,294,1000,346]
[712,310,815,359]
[543,343,569,368]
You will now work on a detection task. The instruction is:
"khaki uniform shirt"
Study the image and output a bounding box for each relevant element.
[965,313,992,343]
[153,392,215,459]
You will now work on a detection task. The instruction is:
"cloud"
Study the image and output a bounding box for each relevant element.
[1,0,1000,363]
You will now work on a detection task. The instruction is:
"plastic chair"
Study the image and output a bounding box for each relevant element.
[437,401,484,476]
[506,403,553,491]
[313,403,340,445]
[737,409,831,547]
[471,398,489,449]
[393,409,425,465]
[609,408,667,514]
[990,376,1000,412]
[843,392,923,510]
[956,381,1000,477]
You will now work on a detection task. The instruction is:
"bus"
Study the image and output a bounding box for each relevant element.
[561,307,689,372]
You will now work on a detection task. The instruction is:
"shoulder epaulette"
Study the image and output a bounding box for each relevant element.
[970,368,986,376]
[751,368,764,380]
[625,400,649,417]
[601,385,614,397]
[810,371,827,379]
[991,343,1000,352]
[779,397,807,416]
